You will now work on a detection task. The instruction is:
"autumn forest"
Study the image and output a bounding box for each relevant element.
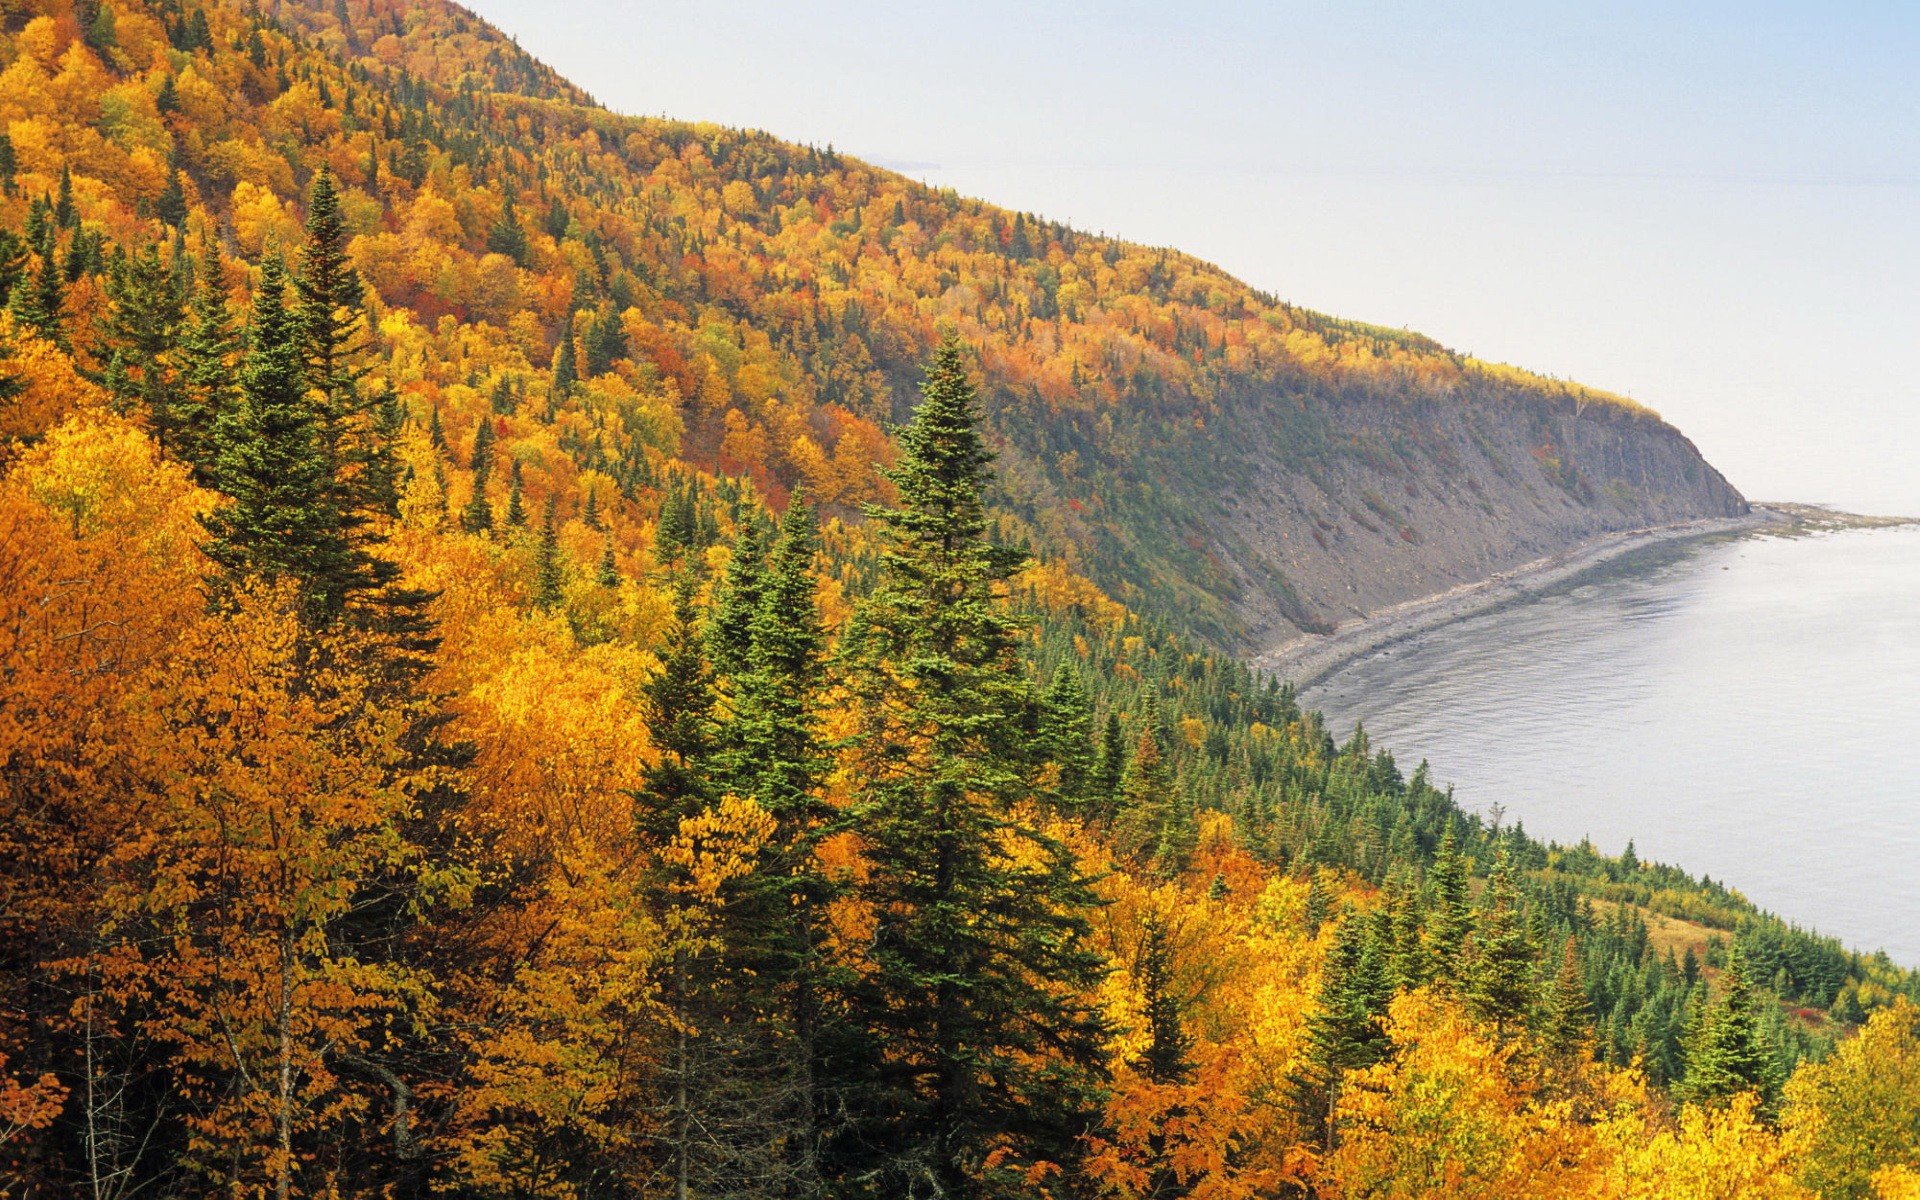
[2,0,1919,1197]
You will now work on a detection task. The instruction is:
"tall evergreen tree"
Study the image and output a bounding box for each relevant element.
[1465,851,1539,1038]
[1425,824,1474,983]
[1540,939,1595,1064]
[533,497,564,610]
[9,243,66,347]
[1037,669,1097,810]
[1093,711,1127,814]
[173,234,237,482]
[461,418,494,533]
[1680,947,1776,1107]
[839,337,1108,1196]
[96,242,185,451]
[1293,911,1392,1148]
[707,515,766,678]
[201,251,354,620]
[549,312,577,402]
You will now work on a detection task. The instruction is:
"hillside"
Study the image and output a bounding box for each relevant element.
[2,2,1916,1198]
[0,0,1741,650]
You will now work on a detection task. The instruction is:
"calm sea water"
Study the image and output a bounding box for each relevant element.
[1303,524,1920,967]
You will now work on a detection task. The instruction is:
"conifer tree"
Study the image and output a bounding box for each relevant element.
[1540,939,1595,1063]
[174,234,237,482]
[549,312,577,402]
[504,459,526,527]
[293,168,367,477]
[485,191,529,265]
[1680,947,1776,1107]
[1465,851,1538,1038]
[533,497,564,610]
[461,418,494,533]
[1037,669,1097,809]
[840,337,1108,1195]
[1093,711,1127,813]
[707,516,766,678]
[9,243,66,347]
[1425,824,1474,983]
[1293,911,1392,1147]
[201,252,353,620]
[597,533,619,587]
[96,242,185,452]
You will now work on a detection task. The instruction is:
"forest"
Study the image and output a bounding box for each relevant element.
[2,0,1920,1196]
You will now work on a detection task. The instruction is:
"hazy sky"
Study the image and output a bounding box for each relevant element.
[468,1,1919,514]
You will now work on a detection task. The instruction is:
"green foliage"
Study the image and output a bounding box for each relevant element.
[839,338,1109,1195]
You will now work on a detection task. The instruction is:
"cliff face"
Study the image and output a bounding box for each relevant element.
[1197,383,1750,649]
[981,365,1747,654]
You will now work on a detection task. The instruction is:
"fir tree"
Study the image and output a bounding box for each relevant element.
[1425,824,1474,983]
[0,131,14,195]
[95,242,184,448]
[839,337,1108,1194]
[9,244,67,347]
[462,418,494,533]
[549,312,577,401]
[1680,947,1776,1107]
[155,171,188,229]
[201,252,355,620]
[485,192,530,265]
[0,229,22,309]
[724,496,845,1187]
[53,165,75,230]
[583,302,627,376]
[1540,939,1595,1063]
[533,497,565,610]
[293,168,367,473]
[504,459,526,527]
[1465,851,1539,1038]
[707,515,766,678]
[1293,911,1392,1147]
[1037,669,1097,809]
[174,234,237,482]
[1093,710,1127,813]
[596,533,619,588]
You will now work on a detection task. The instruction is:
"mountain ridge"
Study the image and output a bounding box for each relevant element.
[166,0,1746,648]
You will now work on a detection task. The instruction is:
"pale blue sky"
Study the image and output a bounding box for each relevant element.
[468,1,1920,513]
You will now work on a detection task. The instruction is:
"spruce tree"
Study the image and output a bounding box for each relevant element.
[533,497,564,610]
[201,252,354,620]
[596,533,618,588]
[1093,711,1127,814]
[293,167,367,476]
[96,242,185,452]
[549,312,577,402]
[1425,824,1474,983]
[839,337,1108,1195]
[1540,939,1594,1063]
[1037,670,1097,810]
[1465,851,1539,1038]
[504,459,526,528]
[485,191,530,265]
[174,234,237,483]
[1293,911,1392,1147]
[1680,947,1775,1106]
[9,244,66,347]
[707,515,766,678]
[462,418,494,533]
[726,497,846,1187]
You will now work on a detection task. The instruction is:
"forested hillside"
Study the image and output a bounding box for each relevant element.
[2,1,1916,1197]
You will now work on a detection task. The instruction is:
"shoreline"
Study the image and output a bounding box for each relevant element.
[1253,509,1788,689]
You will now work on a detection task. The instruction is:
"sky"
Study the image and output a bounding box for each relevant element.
[468,1,1920,514]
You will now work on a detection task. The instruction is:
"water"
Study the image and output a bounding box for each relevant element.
[1303,524,1920,966]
